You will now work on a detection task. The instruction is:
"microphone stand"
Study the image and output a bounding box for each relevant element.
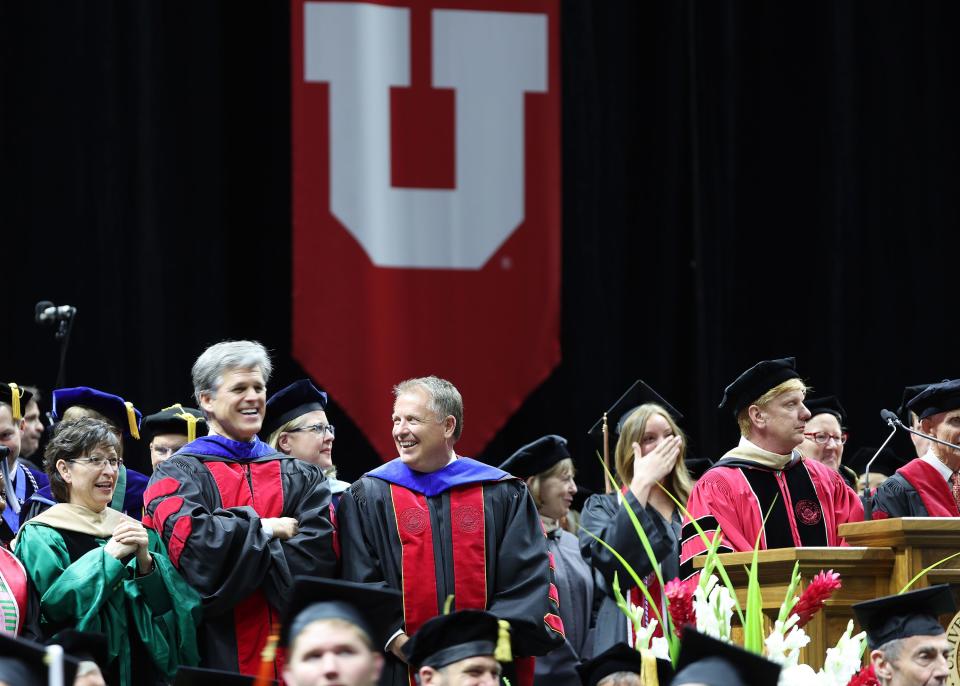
[863,419,898,521]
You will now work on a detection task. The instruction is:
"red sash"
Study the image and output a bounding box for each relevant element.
[899,459,960,517]
[0,548,27,636]
[391,484,487,684]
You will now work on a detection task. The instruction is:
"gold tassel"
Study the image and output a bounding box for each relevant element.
[494,619,512,663]
[253,632,279,686]
[7,384,20,421]
[443,594,455,615]
[163,403,199,442]
[125,402,141,439]
[639,649,659,686]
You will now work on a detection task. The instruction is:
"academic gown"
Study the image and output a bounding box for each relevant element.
[871,458,959,518]
[19,465,149,527]
[679,442,864,579]
[14,504,202,686]
[144,435,337,679]
[579,491,680,656]
[0,546,40,640]
[533,524,593,686]
[336,457,565,686]
[1,462,48,543]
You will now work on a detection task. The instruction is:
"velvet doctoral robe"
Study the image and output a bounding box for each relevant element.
[871,458,960,518]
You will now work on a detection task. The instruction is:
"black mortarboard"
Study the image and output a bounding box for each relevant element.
[575,642,673,686]
[281,576,402,649]
[853,584,956,649]
[499,435,571,479]
[402,610,510,669]
[262,379,329,438]
[898,383,933,423]
[0,632,81,686]
[672,630,781,686]
[907,379,960,420]
[848,446,905,478]
[718,357,800,417]
[685,457,714,481]
[141,405,207,443]
[588,380,683,447]
[48,630,108,674]
[52,386,142,439]
[803,395,847,427]
[0,382,33,421]
[173,666,271,686]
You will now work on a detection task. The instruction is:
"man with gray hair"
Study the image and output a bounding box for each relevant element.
[144,340,337,680]
[337,375,564,686]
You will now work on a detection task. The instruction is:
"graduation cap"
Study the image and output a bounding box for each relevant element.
[575,642,674,686]
[685,457,714,481]
[0,631,81,686]
[173,666,272,686]
[499,435,571,479]
[281,576,402,650]
[672,630,781,686]
[718,357,800,417]
[141,405,207,443]
[402,610,512,669]
[47,630,108,675]
[589,381,683,447]
[898,383,933,424]
[907,379,960,420]
[804,395,847,427]
[262,379,329,438]
[853,584,956,649]
[0,382,32,421]
[52,386,142,439]
[848,445,905,478]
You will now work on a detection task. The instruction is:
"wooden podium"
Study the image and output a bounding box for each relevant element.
[691,519,960,670]
[693,547,894,670]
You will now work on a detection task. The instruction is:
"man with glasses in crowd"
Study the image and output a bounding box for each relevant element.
[800,395,858,488]
[872,378,960,518]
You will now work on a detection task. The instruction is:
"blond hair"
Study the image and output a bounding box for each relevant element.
[736,378,809,436]
[615,404,692,505]
[527,458,575,509]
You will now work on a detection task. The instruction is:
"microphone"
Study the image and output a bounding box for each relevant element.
[35,301,76,325]
[880,409,899,427]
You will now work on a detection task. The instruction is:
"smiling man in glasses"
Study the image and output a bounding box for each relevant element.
[873,379,960,519]
[799,395,858,488]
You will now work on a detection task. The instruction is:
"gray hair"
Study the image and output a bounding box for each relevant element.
[192,340,273,405]
[875,638,904,664]
[393,376,463,442]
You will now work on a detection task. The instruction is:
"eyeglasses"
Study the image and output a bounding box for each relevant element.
[803,432,848,446]
[69,454,123,469]
[289,423,336,436]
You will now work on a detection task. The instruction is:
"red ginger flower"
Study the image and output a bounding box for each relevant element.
[664,577,697,637]
[846,664,879,686]
[794,569,841,628]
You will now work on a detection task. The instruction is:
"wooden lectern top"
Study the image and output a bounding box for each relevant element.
[839,517,960,547]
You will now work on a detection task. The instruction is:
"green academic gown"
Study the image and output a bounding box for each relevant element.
[14,504,202,686]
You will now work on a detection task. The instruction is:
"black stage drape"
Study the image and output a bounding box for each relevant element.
[2,1,958,487]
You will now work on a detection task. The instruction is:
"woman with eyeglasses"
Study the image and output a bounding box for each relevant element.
[799,396,857,487]
[264,379,350,500]
[14,418,201,686]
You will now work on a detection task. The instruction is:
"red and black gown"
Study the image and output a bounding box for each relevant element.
[336,456,565,686]
[144,435,337,679]
[871,454,960,518]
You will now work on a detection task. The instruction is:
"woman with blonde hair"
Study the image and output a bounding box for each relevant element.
[579,383,691,657]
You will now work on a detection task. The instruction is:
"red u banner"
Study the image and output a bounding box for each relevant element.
[291,0,561,459]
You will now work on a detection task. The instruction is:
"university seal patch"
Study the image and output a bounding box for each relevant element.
[795,499,823,526]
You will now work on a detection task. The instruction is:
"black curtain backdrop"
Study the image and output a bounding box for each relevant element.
[2,1,958,488]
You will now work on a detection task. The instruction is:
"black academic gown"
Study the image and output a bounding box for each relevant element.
[336,457,564,686]
[144,436,337,680]
[871,457,960,518]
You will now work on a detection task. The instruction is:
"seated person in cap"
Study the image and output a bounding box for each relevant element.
[576,642,673,686]
[144,340,336,679]
[581,381,692,654]
[264,379,350,501]
[20,386,150,524]
[0,384,48,542]
[17,386,45,471]
[853,584,955,686]
[499,435,592,686]
[336,376,562,686]
[0,631,85,686]
[140,404,206,470]
[280,576,401,686]
[14,418,202,686]
[50,630,109,686]
[800,395,857,487]
[900,384,934,461]
[670,629,781,686]
[872,379,960,518]
[402,610,512,686]
[680,358,863,578]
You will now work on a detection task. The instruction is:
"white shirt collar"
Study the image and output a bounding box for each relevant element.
[921,450,954,482]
